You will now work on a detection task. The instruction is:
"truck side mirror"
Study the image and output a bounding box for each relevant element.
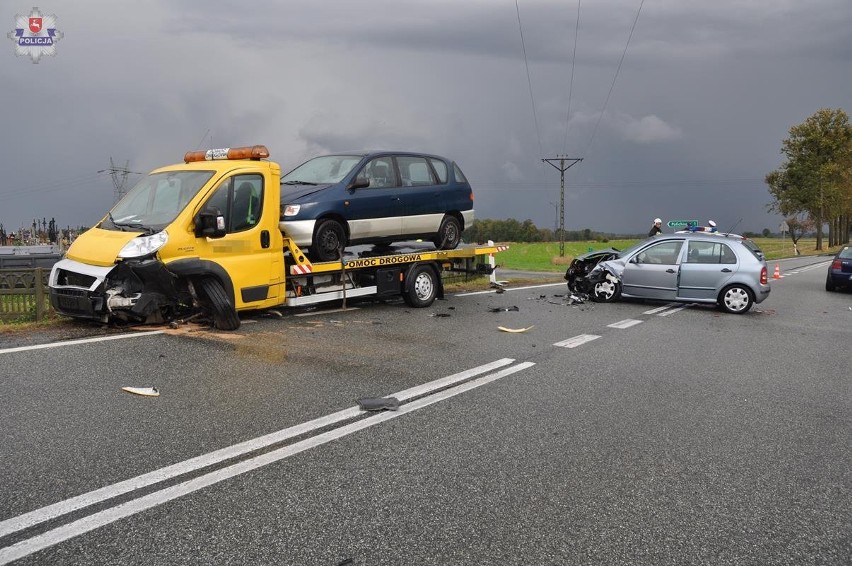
[195,209,227,238]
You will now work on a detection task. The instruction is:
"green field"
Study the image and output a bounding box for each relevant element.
[492,237,841,272]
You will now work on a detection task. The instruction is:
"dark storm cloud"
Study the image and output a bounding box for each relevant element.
[1,0,850,235]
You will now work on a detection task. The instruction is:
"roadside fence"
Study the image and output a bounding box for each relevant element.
[0,268,52,322]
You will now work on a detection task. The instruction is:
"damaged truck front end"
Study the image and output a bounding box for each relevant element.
[50,254,195,325]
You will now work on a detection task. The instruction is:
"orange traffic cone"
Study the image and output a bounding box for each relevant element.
[772,263,781,279]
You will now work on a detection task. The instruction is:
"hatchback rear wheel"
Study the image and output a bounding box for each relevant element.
[718,284,754,314]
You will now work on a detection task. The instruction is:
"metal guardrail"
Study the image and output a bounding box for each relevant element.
[0,268,52,322]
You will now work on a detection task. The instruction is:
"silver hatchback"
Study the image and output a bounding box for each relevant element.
[565,232,770,313]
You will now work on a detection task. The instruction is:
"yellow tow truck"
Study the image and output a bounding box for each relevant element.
[48,146,506,330]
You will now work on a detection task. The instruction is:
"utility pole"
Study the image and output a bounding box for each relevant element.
[542,156,582,257]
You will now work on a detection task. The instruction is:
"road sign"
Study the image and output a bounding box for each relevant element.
[779,221,789,232]
[667,220,698,228]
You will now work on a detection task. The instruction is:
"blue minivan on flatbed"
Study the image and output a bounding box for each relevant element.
[279,151,474,261]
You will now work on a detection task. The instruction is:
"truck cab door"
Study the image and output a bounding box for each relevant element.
[194,173,282,309]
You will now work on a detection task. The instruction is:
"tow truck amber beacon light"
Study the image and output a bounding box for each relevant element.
[184,145,270,163]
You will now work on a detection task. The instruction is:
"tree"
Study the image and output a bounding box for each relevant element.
[786,215,814,255]
[766,108,852,250]
[761,228,771,237]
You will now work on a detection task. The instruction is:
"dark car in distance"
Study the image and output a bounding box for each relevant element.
[825,246,852,291]
[278,151,474,261]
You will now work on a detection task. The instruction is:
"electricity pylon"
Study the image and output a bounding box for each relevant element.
[99,158,141,203]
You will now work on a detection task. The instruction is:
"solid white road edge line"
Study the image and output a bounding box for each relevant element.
[0,361,535,565]
[0,331,166,355]
[0,358,515,539]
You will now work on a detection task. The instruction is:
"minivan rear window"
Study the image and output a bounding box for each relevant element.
[428,158,448,184]
[453,163,468,183]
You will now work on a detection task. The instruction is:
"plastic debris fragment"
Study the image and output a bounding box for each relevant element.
[122,386,160,397]
[489,306,519,312]
[498,326,534,333]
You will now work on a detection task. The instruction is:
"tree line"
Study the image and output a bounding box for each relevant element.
[463,218,638,243]
[766,107,852,250]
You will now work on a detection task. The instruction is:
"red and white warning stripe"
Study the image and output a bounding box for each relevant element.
[290,263,313,275]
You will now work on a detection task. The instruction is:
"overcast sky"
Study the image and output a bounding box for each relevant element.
[2,0,851,236]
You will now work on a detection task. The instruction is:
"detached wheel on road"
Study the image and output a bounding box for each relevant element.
[198,277,240,330]
[590,278,621,303]
[311,219,346,262]
[718,284,754,314]
[404,264,438,307]
[433,215,462,250]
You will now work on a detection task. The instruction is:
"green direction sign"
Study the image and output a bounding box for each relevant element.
[667,220,699,228]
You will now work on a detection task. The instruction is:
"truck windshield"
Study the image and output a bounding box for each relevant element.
[102,170,215,232]
[281,155,362,186]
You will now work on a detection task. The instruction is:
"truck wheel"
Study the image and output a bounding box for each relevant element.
[404,264,438,307]
[433,216,462,250]
[198,277,240,330]
[718,284,754,314]
[311,219,346,262]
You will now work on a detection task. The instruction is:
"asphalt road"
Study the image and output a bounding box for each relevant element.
[0,256,849,565]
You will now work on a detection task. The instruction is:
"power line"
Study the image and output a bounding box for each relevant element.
[561,0,582,155]
[515,0,544,159]
[0,173,107,203]
[584,0,646,156]
[478,177,765,189]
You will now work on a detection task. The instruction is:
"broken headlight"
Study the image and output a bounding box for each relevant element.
[118,231,169,259]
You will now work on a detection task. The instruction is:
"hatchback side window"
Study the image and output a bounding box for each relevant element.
[635,241,683,265]
[428,158,448,184]
[397,156,435,187]
[687,241,716,263]
[362,157,398,188]
[687,241,736,264]
[720,244,737,264]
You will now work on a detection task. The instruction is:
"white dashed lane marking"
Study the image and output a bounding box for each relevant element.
[642,303,679,315]
[607,319,643,329]
[657,303,695,317]
[553,334,601,348]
